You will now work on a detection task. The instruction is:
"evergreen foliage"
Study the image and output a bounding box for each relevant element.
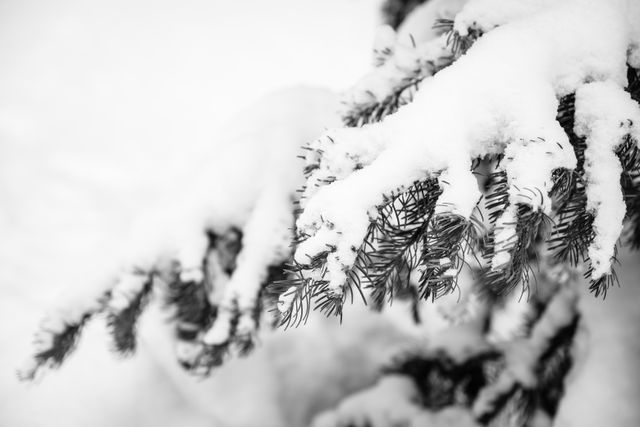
[107,272,153,354]
[19,2,640,425]
[280,17,640,326]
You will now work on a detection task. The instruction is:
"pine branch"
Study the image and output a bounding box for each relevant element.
[622,171,640,248]
[552,94,583,208]
[162,231,229,373]
[341,51,454,128]
[18,316,90,381]
[362,285,580,425]
[365,179,442,304]
[277,178,453,325]
[386,349,502,410]
[165,273,216,340]
[628,66,640,104]
[417,213,472,300]
[107,273,154,355]
[166,226,282,375]
[620,67,640,247]
[341,25,458,129]
[548,178,593,266]
[270,262,317,328]
[483,204,545,297]
[18,292,109,381]
[194,301,240,374]
[484,169,509,224]
[584,247,620,298]
[548,90,624,297]
[473,288,579,423]
[433,18,483,58]
[342,81,422,128]
[535,313,579,417]
[274,244,368,327]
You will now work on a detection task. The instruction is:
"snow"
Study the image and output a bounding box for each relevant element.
[201,308,233,346]
[487,290,533,343]
[491,204,518,269]
[125,86,340,269]
[473,286,579,416]
[510,286,578,387]
[186,87,340,343]
[435,164,482,218]
[396,0,469,46]
[407,408,480,427]
[311,375,422,427]
[453,0,556,37]
[341,34,451,118]
[426,322,493,364]
[574,81,640,279]
[18,84,343,377]
[371,25,396,67]
[277,286,297,314]
[109,273,149,311]
[341,0,467,126]
[311,371,482,427]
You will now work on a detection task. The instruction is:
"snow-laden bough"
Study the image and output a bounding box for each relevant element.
[289,0,640,314]
[18,87,341,380]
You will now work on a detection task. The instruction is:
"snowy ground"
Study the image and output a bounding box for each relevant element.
[1,0,640,426]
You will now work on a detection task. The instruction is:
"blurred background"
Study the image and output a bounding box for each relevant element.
[0,1,386,425]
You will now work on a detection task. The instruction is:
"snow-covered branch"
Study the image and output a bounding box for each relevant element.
[290,0,640,317]
[342,0,468,127]
[20,87,340,379]
[311,281,579,427]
